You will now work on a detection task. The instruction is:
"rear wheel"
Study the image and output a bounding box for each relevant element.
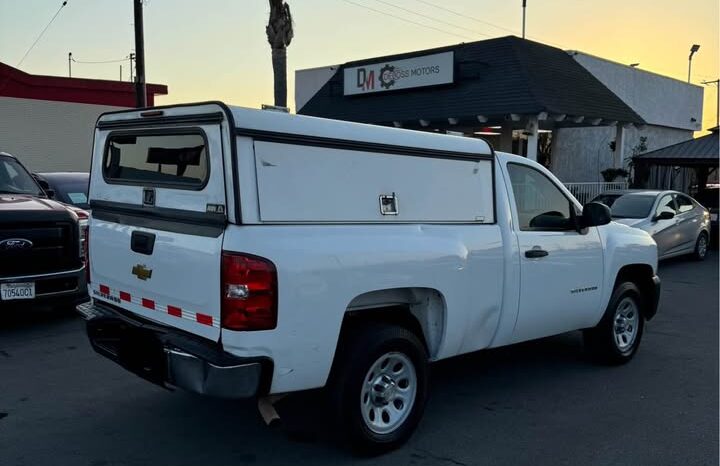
[693,232,709,261]
[584,282,645,365]
[329,323,428,455]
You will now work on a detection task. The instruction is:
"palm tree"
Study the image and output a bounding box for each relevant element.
[266,0,294,108]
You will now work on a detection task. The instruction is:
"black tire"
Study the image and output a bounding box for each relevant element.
[328,323,428,455]
[692,232,709,261]
[584,282,645,365]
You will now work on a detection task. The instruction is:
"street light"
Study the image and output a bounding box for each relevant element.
[688,44,700,83]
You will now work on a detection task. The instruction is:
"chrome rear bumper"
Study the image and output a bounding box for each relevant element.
[77,301,270,399]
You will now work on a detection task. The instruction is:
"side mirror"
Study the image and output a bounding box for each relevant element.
[32,175,54,198]
[580,202,612,228]
[653,211,675,221]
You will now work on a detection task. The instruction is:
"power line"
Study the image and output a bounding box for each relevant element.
[340,0,474,41]
[412,0,566,48]
[371,0,491,38]
[413,0,518,35]
[71,56,130,64]
[17,1,68,67]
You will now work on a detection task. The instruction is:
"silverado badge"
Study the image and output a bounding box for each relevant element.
[131,264,153,281]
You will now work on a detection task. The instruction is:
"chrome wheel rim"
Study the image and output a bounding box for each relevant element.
[360,352,417,435]
[613,296,640,351]
[698,235,708,258]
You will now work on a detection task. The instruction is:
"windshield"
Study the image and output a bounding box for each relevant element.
[54,180,89,208]
[0,156,44,196]
[610,194,656,219]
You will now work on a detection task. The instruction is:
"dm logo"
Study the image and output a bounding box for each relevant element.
[355,63,398,92]
[0,238,33,251]
[356,67,375,91]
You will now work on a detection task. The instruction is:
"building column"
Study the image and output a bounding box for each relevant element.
[526,115,539,162]
[614,125,626,168]
[499,121,513,153]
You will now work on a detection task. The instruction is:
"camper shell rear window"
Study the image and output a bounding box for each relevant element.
[103,130,209,189]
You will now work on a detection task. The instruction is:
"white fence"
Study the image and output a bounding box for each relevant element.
[564,182,628,205]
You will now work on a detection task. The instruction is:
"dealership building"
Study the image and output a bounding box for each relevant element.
[0,62,167,172]
[296,36,704,185]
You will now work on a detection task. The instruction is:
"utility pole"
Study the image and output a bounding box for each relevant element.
[120,65,123,81]
[522,0,527,39]
[68,52,72,77]
[133,0,147,107]
[702,79,720,128]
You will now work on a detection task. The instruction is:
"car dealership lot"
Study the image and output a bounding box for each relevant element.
[1,254,717,466]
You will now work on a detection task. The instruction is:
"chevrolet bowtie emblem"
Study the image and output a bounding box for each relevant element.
[132,264,153,281]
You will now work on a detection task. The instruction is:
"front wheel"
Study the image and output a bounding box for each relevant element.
[584,282,645,365]
[329,324,428,455]
[693,232,709,261]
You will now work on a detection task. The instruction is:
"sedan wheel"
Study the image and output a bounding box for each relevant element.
[694,233,708,261]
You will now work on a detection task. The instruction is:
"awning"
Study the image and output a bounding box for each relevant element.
[634,129,719,167]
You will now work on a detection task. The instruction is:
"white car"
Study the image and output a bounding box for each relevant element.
[78,102,660,454]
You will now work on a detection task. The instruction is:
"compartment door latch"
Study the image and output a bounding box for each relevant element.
[379,193,399,216]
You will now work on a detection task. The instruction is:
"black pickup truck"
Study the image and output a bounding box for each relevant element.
[0,152,88,311]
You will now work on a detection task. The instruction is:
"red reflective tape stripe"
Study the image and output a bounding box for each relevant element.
[99,284,110,295]
[119,291,131,302]
[196,313,213,326]
[142,298,155,310]
[167,305,182,317]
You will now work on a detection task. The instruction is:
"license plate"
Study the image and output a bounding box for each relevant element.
[1,282,35,301]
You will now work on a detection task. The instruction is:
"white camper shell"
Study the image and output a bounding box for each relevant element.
[92,102,496,225]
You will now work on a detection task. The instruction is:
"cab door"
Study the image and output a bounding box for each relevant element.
[673,193,702,252]
[503,162,604,344]
[648,194,678,257]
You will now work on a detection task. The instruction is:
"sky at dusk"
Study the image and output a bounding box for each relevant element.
[1,0,718,130]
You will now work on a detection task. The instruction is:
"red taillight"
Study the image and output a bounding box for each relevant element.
[221,252,277,331]
[75,210,90,284]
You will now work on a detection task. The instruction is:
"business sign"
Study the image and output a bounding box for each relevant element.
[343,52,454,96]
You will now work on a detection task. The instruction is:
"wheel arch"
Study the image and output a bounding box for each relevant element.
[338,287,447,360]
[614,263,659,320]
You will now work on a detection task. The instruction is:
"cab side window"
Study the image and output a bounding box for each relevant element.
[675,194,694,214]
[507,163,574,231]
[655,194,677,217]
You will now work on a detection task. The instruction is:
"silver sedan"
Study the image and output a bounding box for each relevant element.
[592,190,711,261]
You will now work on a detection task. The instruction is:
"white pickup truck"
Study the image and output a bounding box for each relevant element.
[78,102,660,453]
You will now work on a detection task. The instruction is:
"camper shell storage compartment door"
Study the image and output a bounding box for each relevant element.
[252,141,494,224]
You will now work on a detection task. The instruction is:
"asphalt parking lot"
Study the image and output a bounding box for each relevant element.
[1,254,717,466]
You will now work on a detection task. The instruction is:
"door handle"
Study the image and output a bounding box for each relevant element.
[525,248,549,258]
[131,231,156,255]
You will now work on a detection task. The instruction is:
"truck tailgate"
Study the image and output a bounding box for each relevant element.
[90,216,223,341]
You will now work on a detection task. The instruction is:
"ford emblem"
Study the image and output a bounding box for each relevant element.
[0,238,33,251]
